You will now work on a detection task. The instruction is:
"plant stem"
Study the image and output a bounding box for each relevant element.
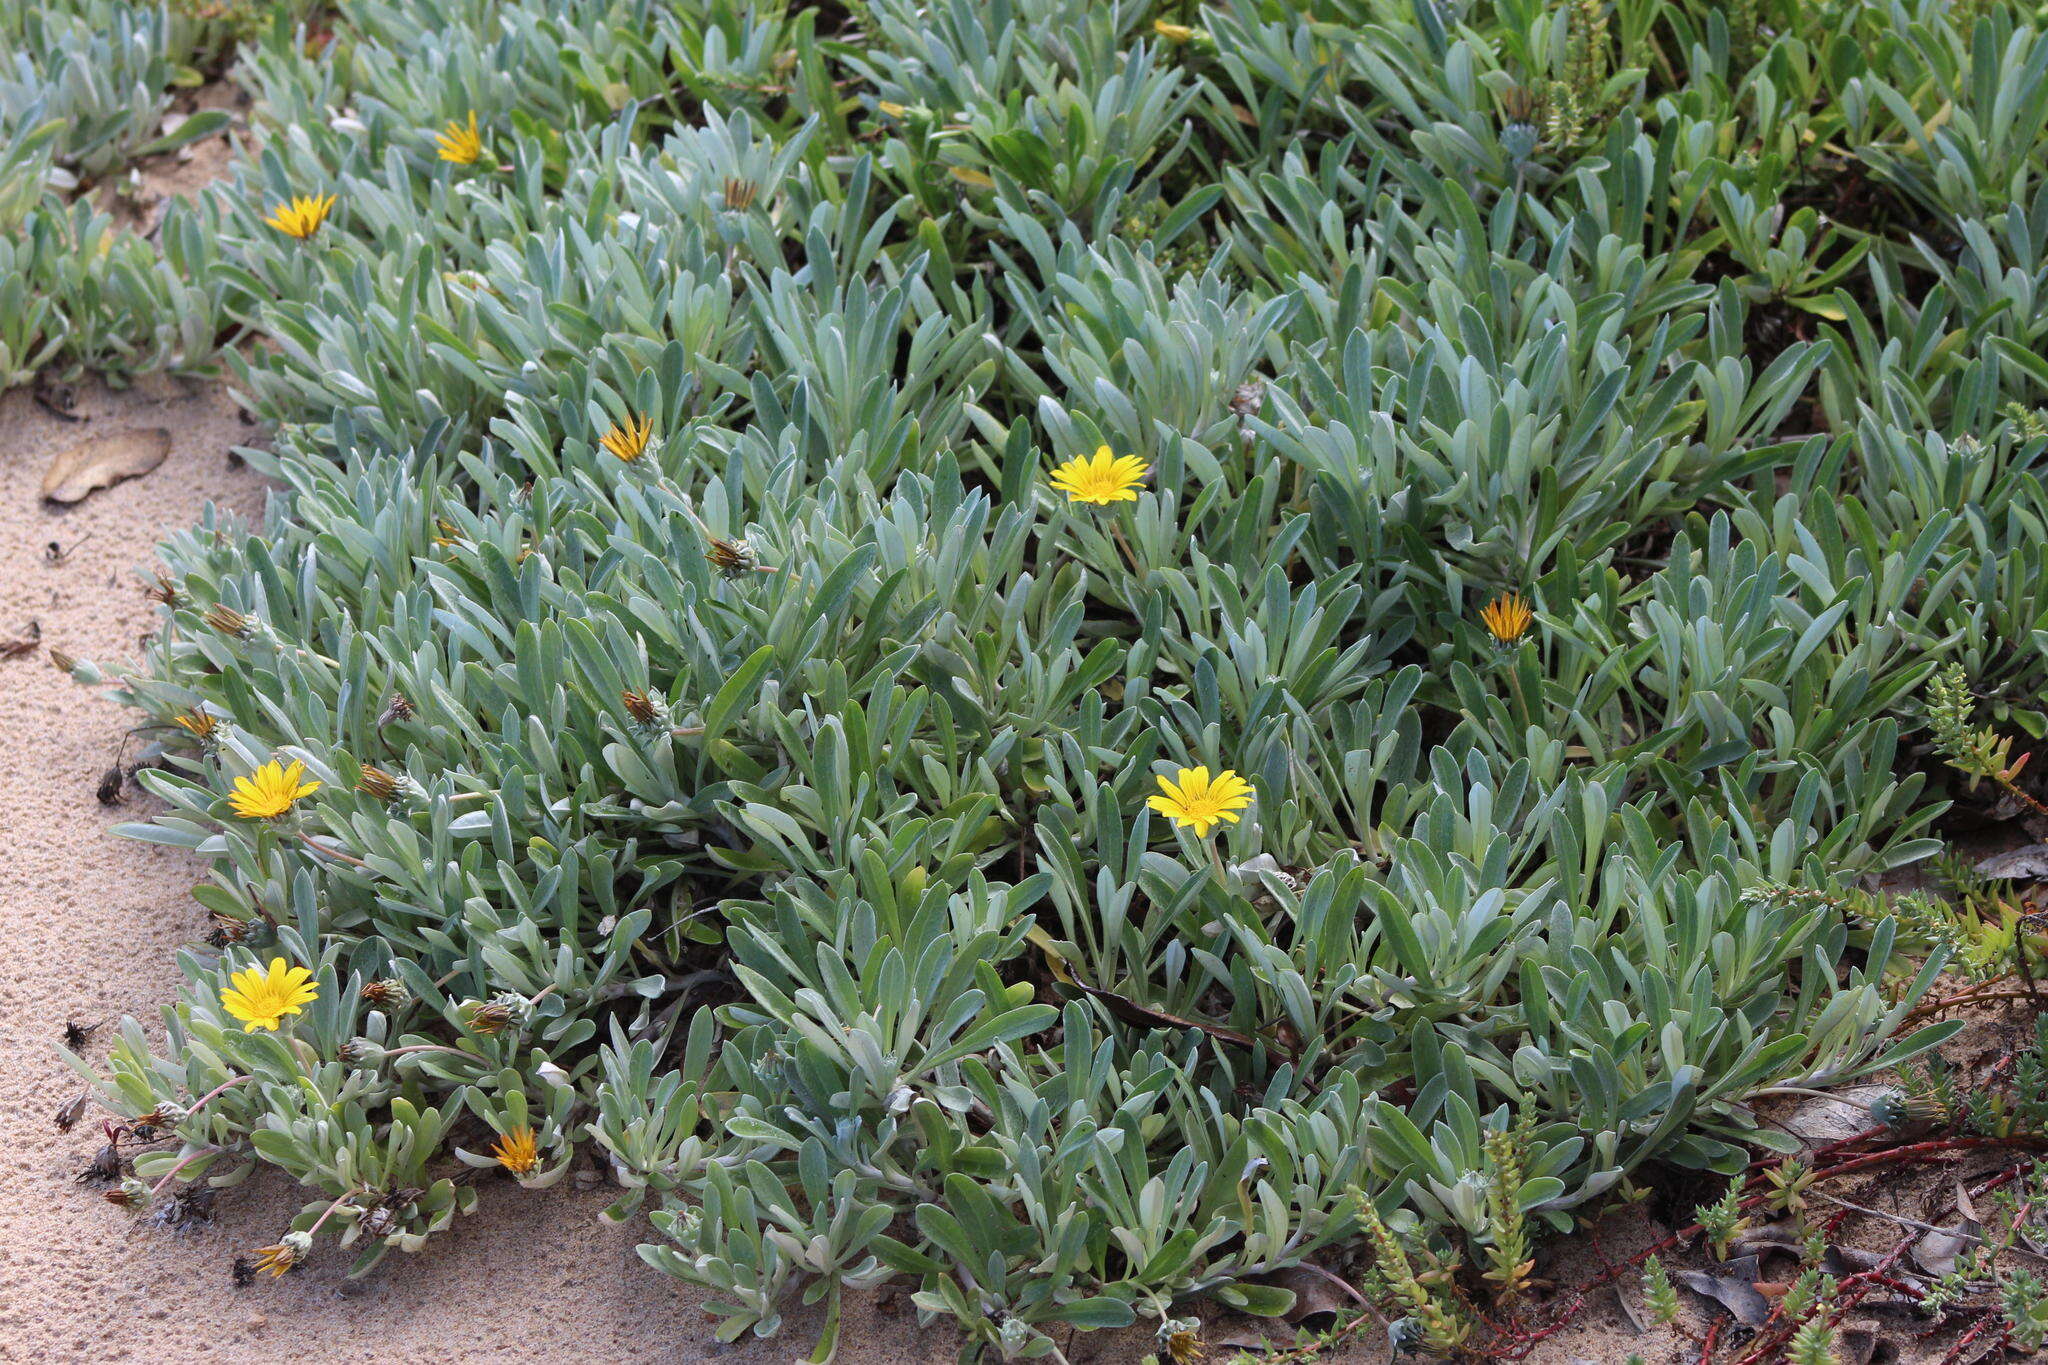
[1205,836,1230,892]
[183,1073,250,1119]
[149,1145,224,1195]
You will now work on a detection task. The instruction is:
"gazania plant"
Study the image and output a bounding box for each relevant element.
[31,0,2048,1359]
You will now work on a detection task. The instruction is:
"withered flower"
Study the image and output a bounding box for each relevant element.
[105,1177,153,1211]
[722,176,758,212]
[336,1037,381,1067]
[131,1102,185,1138]
[460,997,518,1035]
[203,604,253,638]
[358,1202,401,1240]
[77,1142,126,1184]
[173,709,219,743]
[48,648,78,674]
[54,1092,89,1131]
[145,574,181,606]
[705,536,761,578]
[355,764,403,802]
[621,689,663,727]
[208,912,256,946]
[376,692,414,727]
[153,1184,216,1231]
[245,1230,312,1277]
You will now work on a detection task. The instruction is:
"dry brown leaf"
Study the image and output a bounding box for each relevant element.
[41,427,170,503]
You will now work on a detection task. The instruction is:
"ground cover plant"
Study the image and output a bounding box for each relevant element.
[26,0,2048,1358]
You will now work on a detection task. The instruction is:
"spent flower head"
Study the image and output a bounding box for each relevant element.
[246,1230,312,1277]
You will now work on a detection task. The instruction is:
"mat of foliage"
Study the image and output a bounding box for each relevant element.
[26,0,2048,1358]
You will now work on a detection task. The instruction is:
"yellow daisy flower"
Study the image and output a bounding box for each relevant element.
[1479,592,1534,644]
[491,1125,540,1175]
[434,111,485,165]
[220,957,319,1032]
[1049,446,1150,505]
[599,413,655,463]
[227,758,321,820]
[263,193,336,240]
[1147,766,1255,837]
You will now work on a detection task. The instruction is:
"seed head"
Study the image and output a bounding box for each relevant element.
[376,692,415,727]
[1229,380,1265,420]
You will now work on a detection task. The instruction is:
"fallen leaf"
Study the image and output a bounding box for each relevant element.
[1822,1244,1929,1295]
[1976,842,2048,880]
[1256,1264,1361,1332]
[1612,1282,1648,1334]
[1838,1327,1883,1365]
[1673,1255,1772,1327]
[1912,1217,1982,1278]
[41,427,170,503]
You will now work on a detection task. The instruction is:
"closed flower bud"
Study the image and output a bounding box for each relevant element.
[337,1037,383,1066]
[106,1177,153,1210]
[359,977,411,1010]
[460,997,520,1035]
[203,604,253,638]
